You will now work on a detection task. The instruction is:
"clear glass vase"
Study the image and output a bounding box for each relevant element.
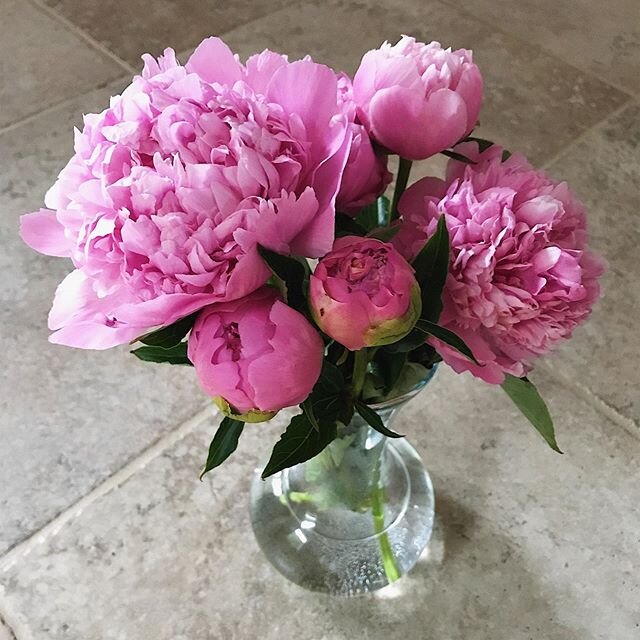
[249,367,437,596]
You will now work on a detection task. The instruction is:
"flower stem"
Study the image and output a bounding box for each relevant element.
[352,348,369,399]
[390,157,413,221]
[371,466,400,583]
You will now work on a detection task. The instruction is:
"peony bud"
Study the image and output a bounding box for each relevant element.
[336,124,392,215]
[310,236,421,350]
[353,36,483,161]
[188,288,324,420]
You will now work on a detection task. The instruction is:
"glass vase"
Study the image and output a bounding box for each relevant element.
[249,367,437,596]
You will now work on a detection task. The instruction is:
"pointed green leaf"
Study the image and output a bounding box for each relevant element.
[200,418,245,479]
[501,149,512,162]
[382,327,428,353]
[355,201,380,232]
[356,196,392,231]
[460,135,495,152]
[367,224,401,243]
[304,361,348,427]
[261,414,337,478]
[441,149,476,164]
[412,215,450,322]
[136,313,198,348]
[354,401,403,438]
[131,342,192,365]
[377,195,391,226]
[374,350,408,394]
[335,212,367,237]
[257,246,308,312]
[414,319,480,364]
[502,375,562,453]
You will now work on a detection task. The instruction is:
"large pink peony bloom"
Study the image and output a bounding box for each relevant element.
[394,142,604,383]
[353,36,482,161]
[310,236,421,350]
[188,287,324,416]
[20,38,351,349]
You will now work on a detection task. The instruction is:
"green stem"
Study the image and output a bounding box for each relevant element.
[390,157,413,221]
[352,348,369,399]
[371,463,400,583]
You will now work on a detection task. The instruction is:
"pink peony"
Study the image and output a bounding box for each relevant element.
[334,76,391,215]
[188,287,324,417]
[20,38,351,349]
[394,142,604,383]
[353,36,482,161]
[310,236,421,350]
[336,123,392,215]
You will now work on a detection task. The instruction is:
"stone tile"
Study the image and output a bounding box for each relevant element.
[0,82,205,554]
[442,0,640,94]
[542,102,640,426]
[0,0,123,129]
[219,0,628,165]
[1,368,638,639]
[43,0,296,69]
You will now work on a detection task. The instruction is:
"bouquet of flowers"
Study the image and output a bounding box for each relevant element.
[20,35,603,482]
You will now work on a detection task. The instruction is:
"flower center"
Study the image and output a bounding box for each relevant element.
[223,322,242,361]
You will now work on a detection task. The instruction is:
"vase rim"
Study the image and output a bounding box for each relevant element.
[367,363,438,411]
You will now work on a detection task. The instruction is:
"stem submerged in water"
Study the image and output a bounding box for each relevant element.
[371,459,401,583]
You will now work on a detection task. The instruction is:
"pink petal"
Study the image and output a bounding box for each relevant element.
[185,37,243,85]
[20,209,71,258]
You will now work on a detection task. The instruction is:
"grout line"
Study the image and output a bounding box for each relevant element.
[435,0,636,100]
[540,363,640,440]
[540,97,637,170]
[537,95,640,437]
[28,0,136,75]
[174,0,305,63]
[0,402,212,573]
[0,76,131,138]
[0,611,18,640]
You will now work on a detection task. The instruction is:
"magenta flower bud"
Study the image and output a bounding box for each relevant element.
[353,36,483,161]
[188,288,324,420]
[310,237,421,351]
[336,124,392,216]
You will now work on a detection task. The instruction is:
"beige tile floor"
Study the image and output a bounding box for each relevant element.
[0,0,638,637]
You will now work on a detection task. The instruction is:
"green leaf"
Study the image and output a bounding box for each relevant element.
[382,327,427,353]
[354,401,403,438]
[261,414,337,478]
[412,215,450,322]
[355,201,380,232]
[367,224,401,243]
[460,135,494,152]
[501,149,512,162]
[502,375,562,453]
[200,418,245,480]
[374,350,408,393]
[355,196,391,231]
[414,319,480,364]
[136,313,197,348]
[131,342,192,365]
[377,195,391,226]
[335,212,367,237]
[441,149,477,164]
[304,361,348,427]
[258,246,307,312]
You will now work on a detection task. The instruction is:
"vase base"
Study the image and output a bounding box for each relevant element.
[249,438,435,596]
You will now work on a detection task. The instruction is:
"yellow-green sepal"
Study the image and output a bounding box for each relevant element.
[363,282,422,347]
[213,397,277,424]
